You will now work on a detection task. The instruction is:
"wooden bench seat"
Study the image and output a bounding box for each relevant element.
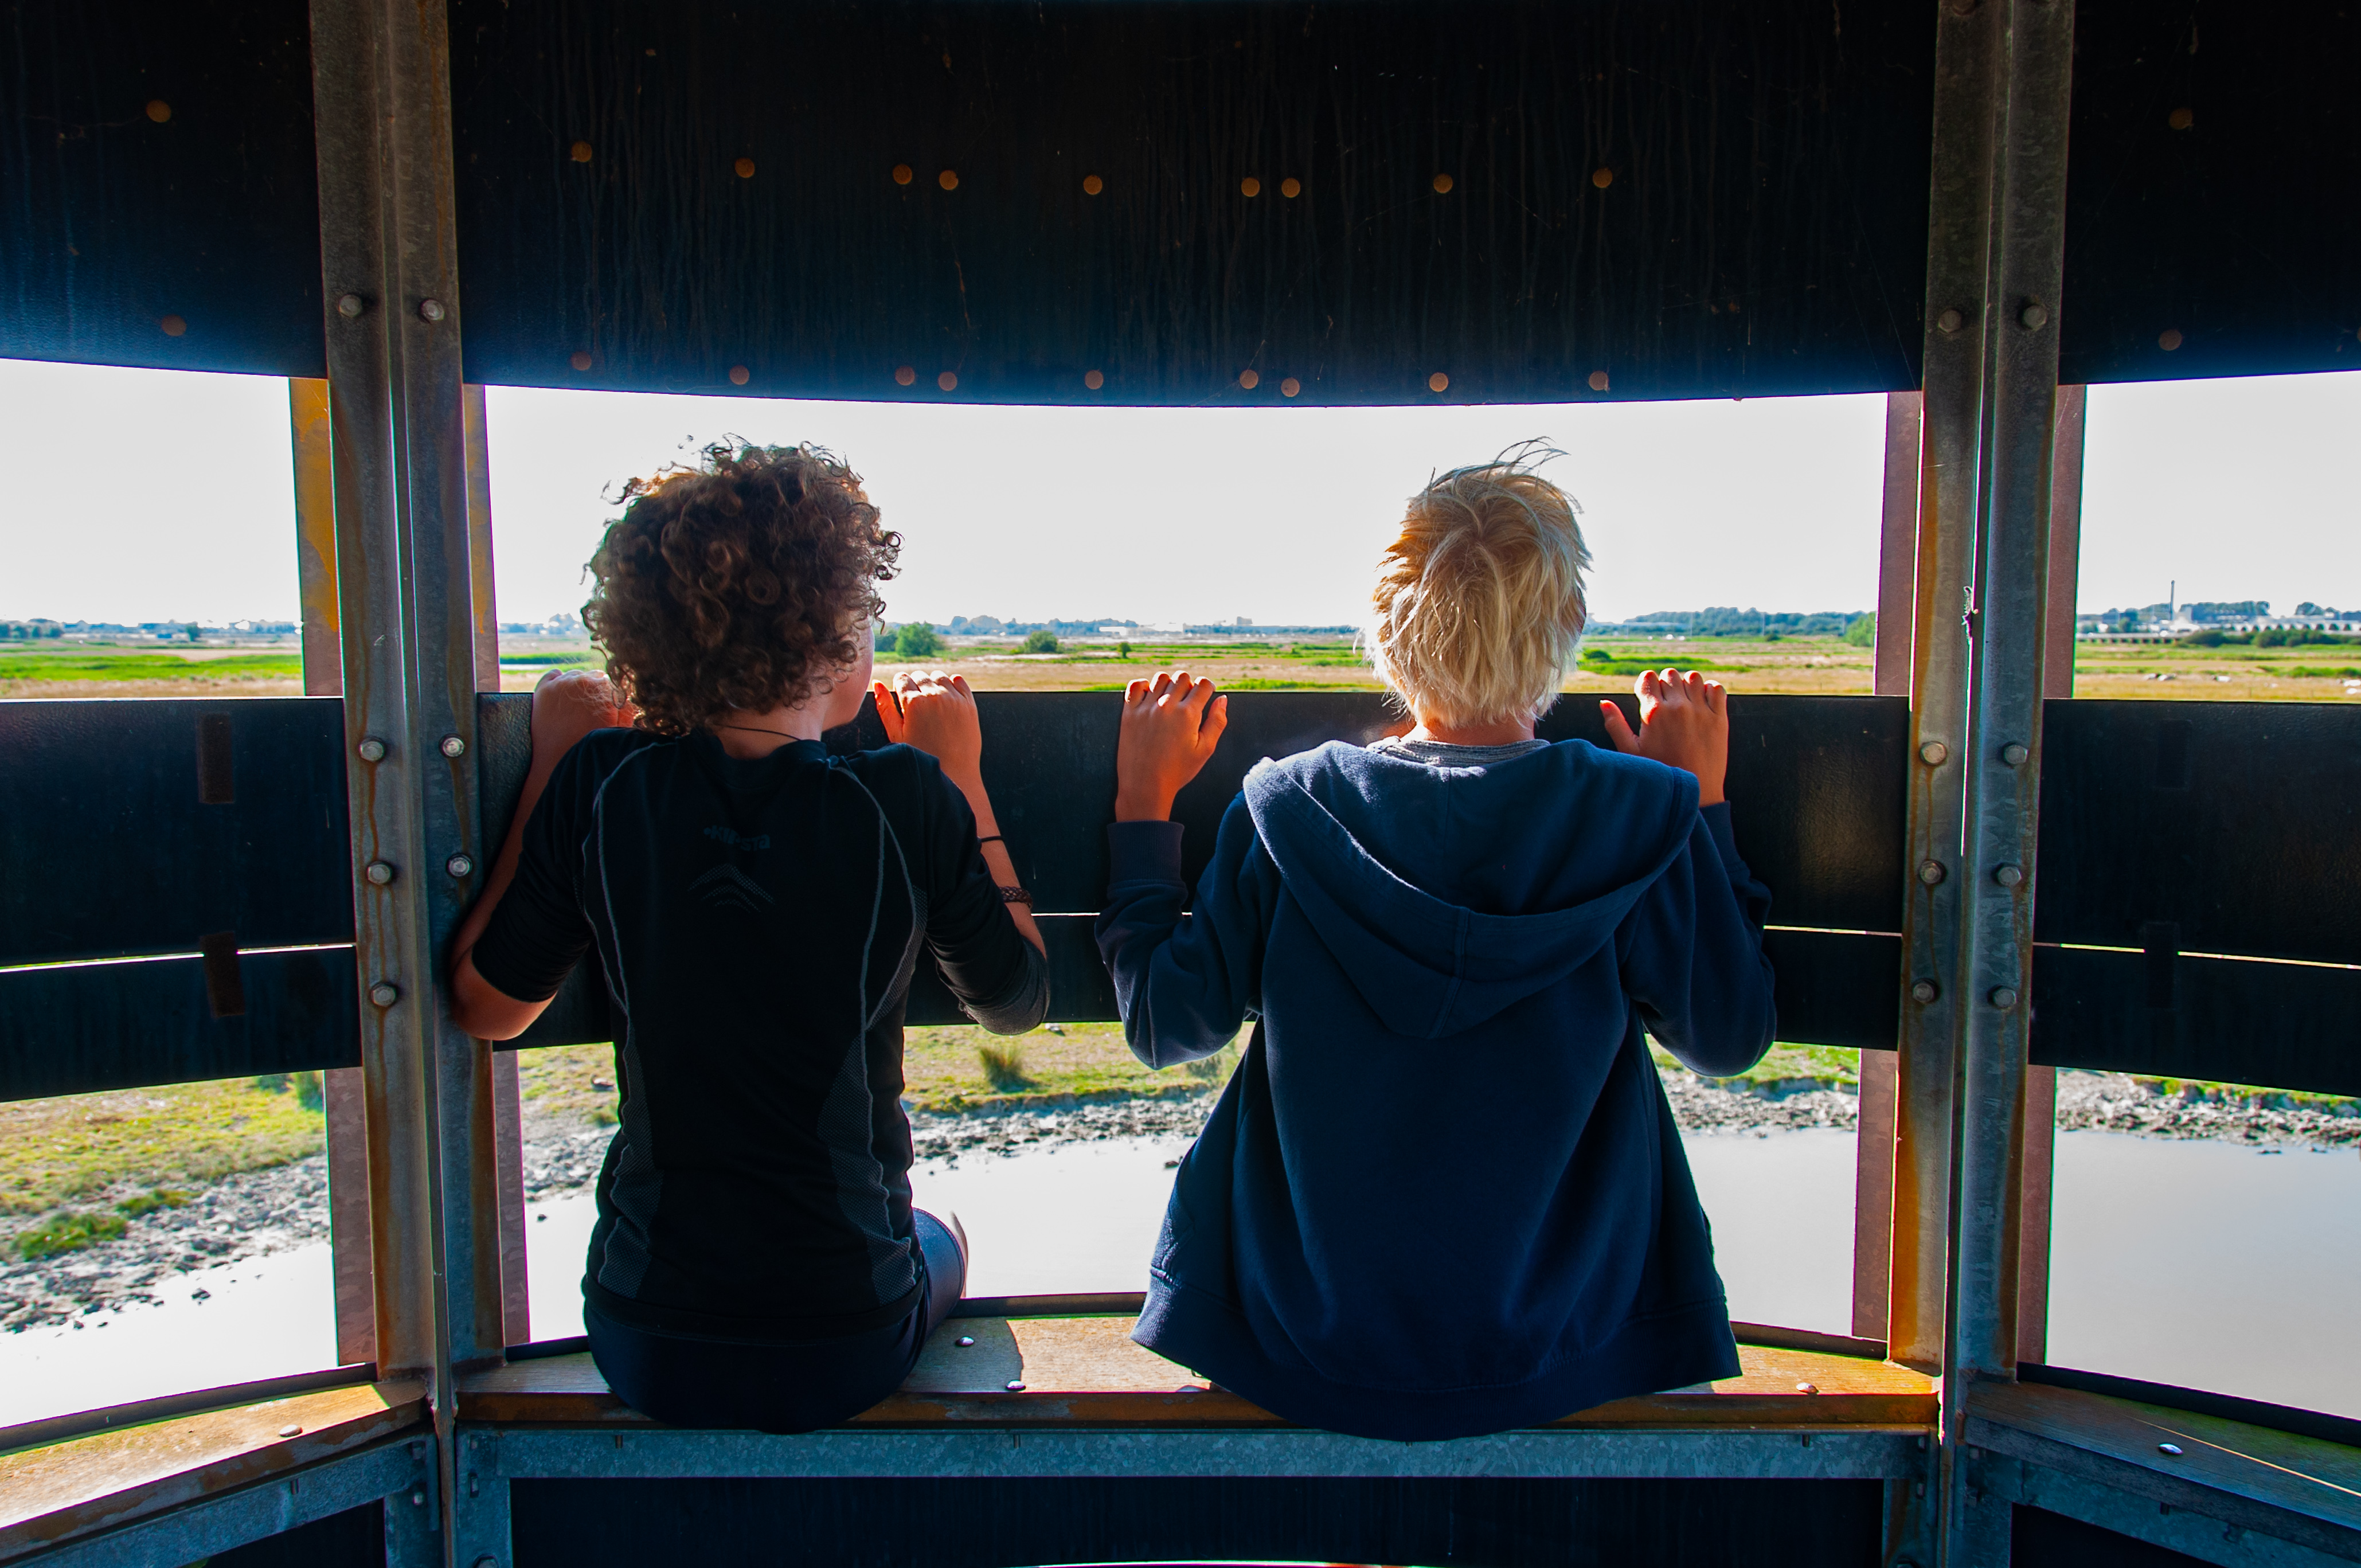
[0,1379,426,1562]
[458,1317,1935,1428]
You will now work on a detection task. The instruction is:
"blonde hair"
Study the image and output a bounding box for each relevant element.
[1367,443,1589,726]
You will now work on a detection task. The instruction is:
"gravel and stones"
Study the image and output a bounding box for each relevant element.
[2055,1070,2361,1147]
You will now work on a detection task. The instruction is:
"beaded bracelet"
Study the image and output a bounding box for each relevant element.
[998,885,1034,906]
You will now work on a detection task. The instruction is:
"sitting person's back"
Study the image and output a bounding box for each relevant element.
[1097,447,1775,1440]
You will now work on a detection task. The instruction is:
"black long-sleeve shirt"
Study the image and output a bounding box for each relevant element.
[472,729,1047,1340]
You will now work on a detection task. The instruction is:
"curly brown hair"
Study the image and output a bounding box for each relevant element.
[583,443,901,736]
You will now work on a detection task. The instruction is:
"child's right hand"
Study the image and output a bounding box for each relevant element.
[1601,669,1728,807]
[1115,671,1229,822]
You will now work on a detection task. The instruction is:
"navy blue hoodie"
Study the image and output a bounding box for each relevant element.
[1096,738,1776,1441]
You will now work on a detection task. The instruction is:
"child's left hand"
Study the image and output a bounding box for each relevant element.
[529,667,636,771]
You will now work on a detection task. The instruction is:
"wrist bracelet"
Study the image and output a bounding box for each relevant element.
[977,834,1005,847]
[998,885,1034,906]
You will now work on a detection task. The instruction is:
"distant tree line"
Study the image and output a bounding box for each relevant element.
[1603,607,1873,640]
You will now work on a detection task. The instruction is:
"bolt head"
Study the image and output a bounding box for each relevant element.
[1919,740,1949,767]
[440,733,467,757]
[357,736,387,762]
[418,298,447,322]
[411,1487,426,1507]
[1917,859,1947,886]
[2001,742,2030,767]
[369,982,400,1008]
[1937,307,1965,334]
[956,1335,975,1347]
[1004,1380,1026,1392]
[1989,986,2019,1010]
[365,861,396,886]
[1911,980,1939,1004]
[447,853,476,879]
[337,293,366,319]
[1994,863,2024,887]
[2158,1441,2184,1456]
[2020,302,2050,330]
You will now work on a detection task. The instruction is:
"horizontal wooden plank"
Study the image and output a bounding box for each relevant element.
[0,1380,425,1559]
[2036,699,2361,965]
[1764,928,1900,1051]
[0,947,361,1102]
[1965,1379,2361,1561]
[459,1323,1932,1430]
[2029,944,2361,1097]
[0,698,354,967]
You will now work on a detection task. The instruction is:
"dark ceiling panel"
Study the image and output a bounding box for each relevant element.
[447,0,1936,404]
[0,0,325,377]
[2058,0,2361,386]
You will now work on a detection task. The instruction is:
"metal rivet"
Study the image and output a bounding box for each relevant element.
[357,737,388,762]
[337,294,366,319]
[279,1422,303,1436]
[475,1558,498,1568]
[370,982,399,1008]
[570,140,593,163]
[1281,377,1301,398]
[365,861,396,886]
[1082,174,1104,195]
[411,1488,426,1507]
[2019,301,2049,330]
[729,365,750,386]
[1238,369,1260,389]
[1240,176,1261,197]
[160,314,187,337]
[2001,742,2029,767]
[1989,986,2019,1010]
[892,163,913,185]
[2158,1441,2184,1456]
[1797,1382,1819,1394]
[1280,177,1301,198]
[1004,1380,1026,1391]
[1912,980,1939,1004]
[1948,0,1977,14]
[895,366,916,386]
[440,734,466,758]
[2167,107,2194,131]
[733,157,756,179]
[1084,370,1104,390]
[447,854,475,879]
[1994,864,2024,887]
[937,370,957,392]
[146,99,172,123]
[1428,372,1449,392]
[1937,307,1965,334]
[418,299,447,323]
[2159,328,2184,351]
[956,1335,975,1347]
[1432,173,1454,193]
[1588,370,1610,392]
[1918,860,1947,886]
[937,169,958,191]
[468,1474,479,1497]
[1592,166,1615,189]
[570,350,593,371]
[1920,740,1949,767]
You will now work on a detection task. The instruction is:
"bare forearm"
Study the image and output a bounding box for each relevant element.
[450,758,557,968]
[948,768,1046,953]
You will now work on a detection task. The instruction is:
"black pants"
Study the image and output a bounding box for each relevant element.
[585,1209,967,1433]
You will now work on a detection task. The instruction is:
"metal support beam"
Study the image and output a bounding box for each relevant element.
[307,3,502,1562]
[1896,0,2079,1561]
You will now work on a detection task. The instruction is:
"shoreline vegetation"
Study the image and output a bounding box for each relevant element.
[7,628,2361,701]
[2,1027,2352,1332]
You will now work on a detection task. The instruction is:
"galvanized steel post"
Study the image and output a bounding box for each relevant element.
[308,0,504,1558]
[1900,0,2079,1562]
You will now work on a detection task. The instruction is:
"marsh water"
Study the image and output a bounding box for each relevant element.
[5,1127,2355,1429]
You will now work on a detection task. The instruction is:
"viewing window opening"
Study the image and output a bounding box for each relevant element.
[2043,1069,2361,1418]
[0,1072,342,1430]
[2071,370,2361,701]
[487,386,1887,1340]
[0,358,306,699]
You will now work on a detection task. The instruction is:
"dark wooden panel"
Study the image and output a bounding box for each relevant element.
[2011,1506,2213,1568]
[2034,701,2361,966]
[0,0,325,376]
[511,1476,1886,1568]
[449,0,1933,405]
[0,947,360,1101]
[2059,0,2361,386]
[2029,945,2361,1098]
[0,698,354,967]
[1762,929,1900,1053]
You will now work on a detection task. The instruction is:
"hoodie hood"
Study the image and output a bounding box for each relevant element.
[1241,741,1697,1038]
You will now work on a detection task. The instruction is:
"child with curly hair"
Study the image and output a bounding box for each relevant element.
[449,443,1046,1432]
[1098,446,1775,1440]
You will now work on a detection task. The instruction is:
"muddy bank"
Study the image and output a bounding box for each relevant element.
[2056,1070,2360,1147]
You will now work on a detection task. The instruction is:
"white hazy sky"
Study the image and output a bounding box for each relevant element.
[1,357,2354,625]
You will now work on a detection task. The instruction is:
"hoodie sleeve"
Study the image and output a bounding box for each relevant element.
[1095,794,1279,1069]
[1617,800,1777,1080]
